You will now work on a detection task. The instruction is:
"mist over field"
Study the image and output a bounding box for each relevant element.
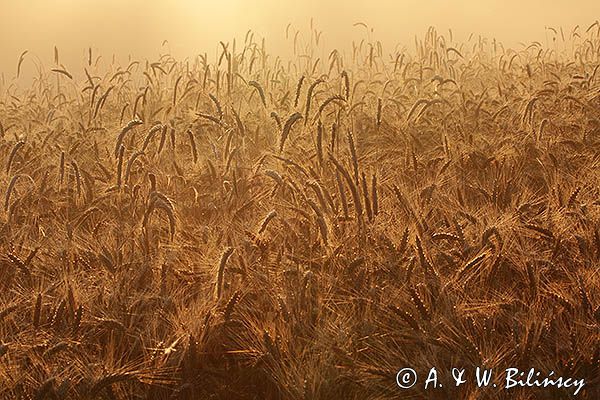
[1,1,600,399]
[1,0,599,79]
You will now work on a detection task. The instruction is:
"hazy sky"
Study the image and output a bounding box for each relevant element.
[1,0,599,79]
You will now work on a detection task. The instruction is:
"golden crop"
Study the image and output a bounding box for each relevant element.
[0,24,599,399]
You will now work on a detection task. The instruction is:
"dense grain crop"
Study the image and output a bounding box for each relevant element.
[0,23,599,399]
